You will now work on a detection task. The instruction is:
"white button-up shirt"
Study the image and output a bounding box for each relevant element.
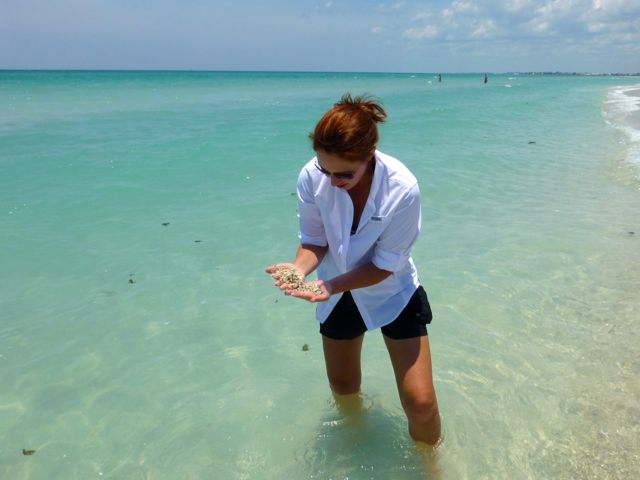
[297,151,422,330]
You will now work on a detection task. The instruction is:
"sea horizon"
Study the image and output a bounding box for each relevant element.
[2,68,639,76]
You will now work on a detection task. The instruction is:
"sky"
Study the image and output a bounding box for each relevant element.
[1,0,639,73]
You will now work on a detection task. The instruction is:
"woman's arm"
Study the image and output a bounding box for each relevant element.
[325,262,391,294]
[292,243,328,276]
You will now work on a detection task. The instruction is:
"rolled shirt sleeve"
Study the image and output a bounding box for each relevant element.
[371,183,422,273]
[297,168,328,246]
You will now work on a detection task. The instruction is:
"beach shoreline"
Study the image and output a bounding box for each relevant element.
[604,85,640,171]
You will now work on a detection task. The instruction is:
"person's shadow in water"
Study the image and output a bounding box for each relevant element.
[293,393,443,479]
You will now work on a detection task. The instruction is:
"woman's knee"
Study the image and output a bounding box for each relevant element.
[400,389,438,419]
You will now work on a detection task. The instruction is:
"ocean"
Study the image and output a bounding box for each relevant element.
[1,71,639,479]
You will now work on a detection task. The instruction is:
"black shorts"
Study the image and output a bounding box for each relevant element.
[319,286,433,340]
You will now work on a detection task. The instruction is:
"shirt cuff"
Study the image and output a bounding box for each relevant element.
[371,247,409,273]
[298,231,328,247]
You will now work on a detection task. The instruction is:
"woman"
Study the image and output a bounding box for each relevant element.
[266,94,441,445]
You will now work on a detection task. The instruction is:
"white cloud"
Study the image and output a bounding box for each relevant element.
[412,11,434,22]
[586,22,607,32]
[528,17,551,33]
[534,0,581,17]
[375,1,406,12]
[592,0,636,13]
[400,0,640,45]
[452,0,480,13]
[403,24,440,39]
[441,8,455,21]
[502,0,535,13]
[470,19,498,38]
[371,25,384,34]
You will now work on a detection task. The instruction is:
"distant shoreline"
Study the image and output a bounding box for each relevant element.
[0,69,639,77]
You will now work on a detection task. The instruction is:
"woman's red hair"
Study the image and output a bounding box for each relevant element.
[310,94,387,162]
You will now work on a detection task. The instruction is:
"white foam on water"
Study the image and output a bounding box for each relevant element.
[604,85,640,168]
[606,85,640,113]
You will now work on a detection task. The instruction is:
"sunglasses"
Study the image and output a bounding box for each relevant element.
[314,159,365,180]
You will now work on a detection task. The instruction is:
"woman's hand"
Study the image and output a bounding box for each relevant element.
[265,263,305,291]
[265,263,332,302]
[285,280,332,303]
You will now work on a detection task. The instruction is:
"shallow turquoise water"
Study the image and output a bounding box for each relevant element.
[1,71,639,479]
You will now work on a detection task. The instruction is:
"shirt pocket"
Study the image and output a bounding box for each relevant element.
[356,214,391,237]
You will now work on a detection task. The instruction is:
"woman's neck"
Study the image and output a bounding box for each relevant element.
[348,160,375,202]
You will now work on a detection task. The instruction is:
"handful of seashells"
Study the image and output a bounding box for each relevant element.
[273,265,323,296]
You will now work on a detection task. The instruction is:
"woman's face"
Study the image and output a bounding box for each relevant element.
[315,150,372,191]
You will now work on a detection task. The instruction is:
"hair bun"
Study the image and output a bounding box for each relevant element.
[337,93,387,124]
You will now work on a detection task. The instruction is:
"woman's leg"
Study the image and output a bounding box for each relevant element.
[383,335,441,445]
[322,334,365,395]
